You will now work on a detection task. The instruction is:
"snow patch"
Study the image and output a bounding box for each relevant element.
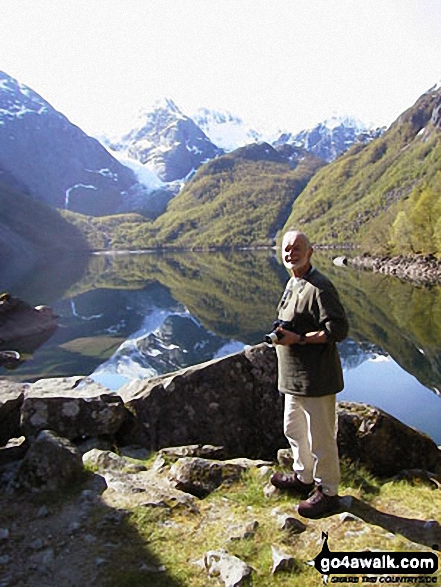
[110,153,164,191]
[65,184,97,210]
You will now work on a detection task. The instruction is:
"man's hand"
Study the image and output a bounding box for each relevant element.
[276,328,303,346]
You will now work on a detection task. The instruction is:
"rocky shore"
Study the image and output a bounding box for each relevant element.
[1,344,440,586]
[350,253,441,285]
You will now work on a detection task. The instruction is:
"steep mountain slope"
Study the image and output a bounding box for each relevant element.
[283,84,441,255]
[108,99,223,183]
[0,170,89,283]
[0,72,157,216]
[131,142,325,249]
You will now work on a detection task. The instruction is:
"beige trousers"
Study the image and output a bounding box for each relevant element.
[283,393,340,496]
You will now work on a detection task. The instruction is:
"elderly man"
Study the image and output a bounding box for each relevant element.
[270,229,348,519]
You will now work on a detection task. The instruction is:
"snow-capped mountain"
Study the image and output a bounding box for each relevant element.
[108,98,223,184]
[191,107,272,151]
[273,116,385,162]
[0,71,167,217]
[109,101,382,178]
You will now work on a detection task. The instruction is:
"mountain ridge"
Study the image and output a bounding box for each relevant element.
[1,69,440,262]
[0,71,162,217]
[107,99,223,184]
[282,83,441,256]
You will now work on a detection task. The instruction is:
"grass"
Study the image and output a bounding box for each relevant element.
[99,459,441,586]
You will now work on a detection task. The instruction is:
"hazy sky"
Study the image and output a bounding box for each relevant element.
[2,0,440,137]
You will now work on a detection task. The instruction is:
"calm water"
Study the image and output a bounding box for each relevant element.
[2,249,441,444]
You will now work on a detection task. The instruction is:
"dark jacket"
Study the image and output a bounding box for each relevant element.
[275,266,348,397]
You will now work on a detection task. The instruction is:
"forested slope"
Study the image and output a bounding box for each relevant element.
[283,85,441,256]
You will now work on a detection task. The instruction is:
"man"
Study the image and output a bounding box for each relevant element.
[270,229,349,519]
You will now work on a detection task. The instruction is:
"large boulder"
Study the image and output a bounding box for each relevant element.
[119,344,284,460]
[21,377,128,441]
[337,401,441,476]
[119,343,441,476]
[15,429,83,492]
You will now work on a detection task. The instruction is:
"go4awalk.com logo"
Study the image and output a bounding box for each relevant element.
[308,532,439,584]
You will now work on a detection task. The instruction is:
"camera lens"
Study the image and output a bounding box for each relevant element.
[264,331,282,346]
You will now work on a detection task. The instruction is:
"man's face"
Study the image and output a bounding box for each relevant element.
[282,232,312,273]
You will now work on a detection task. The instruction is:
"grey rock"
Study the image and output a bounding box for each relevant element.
[228,520,259,541]
[83,448,147,474]
[337,401,441,476]
[350,254,441,285]
[0,436,29,466]
[0,528,9,541]
[159,444,225,461]
[272,510,306,535]
[21,379,127,440]
[84,448,198,512]
[169,457,247,498]
[118,445,151,461]
[204,549,252,587]
[271,544,296,574]
[15,430,83,492]
[119,344,284,460]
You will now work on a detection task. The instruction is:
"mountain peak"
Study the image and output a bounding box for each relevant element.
[274,116,383,163]
[0,70,146,216]
[320,114,367,132]
[137,97,184,120]
[0,71,49,122]
[192,107,266,151]
[112,99,223,183]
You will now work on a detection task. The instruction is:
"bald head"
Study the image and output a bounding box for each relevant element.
[282,230,313,276]
[283,230,311,248]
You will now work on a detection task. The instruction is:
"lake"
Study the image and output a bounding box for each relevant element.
[2,249,441,444]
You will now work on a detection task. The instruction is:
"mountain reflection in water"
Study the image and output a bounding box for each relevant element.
[2,249,441,444]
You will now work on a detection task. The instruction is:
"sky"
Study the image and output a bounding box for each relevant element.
[1,0,441,138]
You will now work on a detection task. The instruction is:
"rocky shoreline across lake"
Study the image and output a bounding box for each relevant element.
[349,253,441,285]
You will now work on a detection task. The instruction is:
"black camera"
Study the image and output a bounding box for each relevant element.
[264,320,294,346]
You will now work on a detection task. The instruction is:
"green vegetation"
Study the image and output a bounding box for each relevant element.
[57,89,441,258]
[7,89,440,260]
[145,147,323,249]
[61,210,148,251]
[61,145,324,251]
[100,459,440,587]
[283,87,441,256]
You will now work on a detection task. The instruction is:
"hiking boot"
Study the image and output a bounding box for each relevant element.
[270,472,314,496]
[298,486,342,519]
